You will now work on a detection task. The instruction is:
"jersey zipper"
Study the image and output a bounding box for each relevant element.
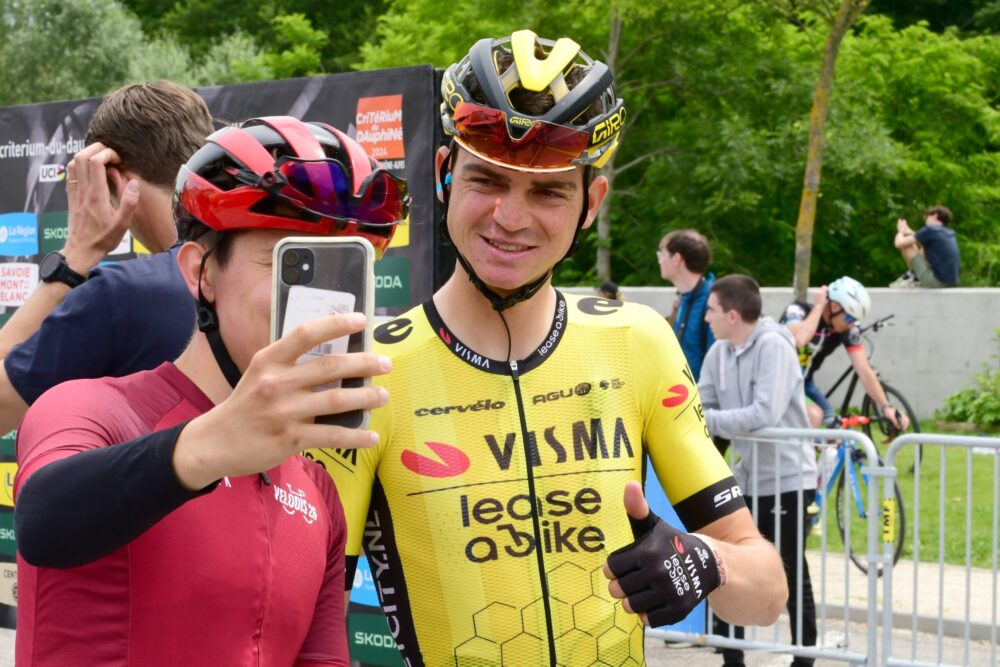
[254,473,272,666]
[509,360,558,667]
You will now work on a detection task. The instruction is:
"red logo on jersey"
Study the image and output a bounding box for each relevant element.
[401,441,470,478]
[673,535,685,554]
[661,384,689,408]
[438,327,452,345]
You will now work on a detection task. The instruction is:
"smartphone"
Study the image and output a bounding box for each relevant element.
[271,236,375,429]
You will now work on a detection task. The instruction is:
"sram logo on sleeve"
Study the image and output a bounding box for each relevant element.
[713,485,743,508]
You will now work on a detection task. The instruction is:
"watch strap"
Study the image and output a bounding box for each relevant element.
[41,252,87,288]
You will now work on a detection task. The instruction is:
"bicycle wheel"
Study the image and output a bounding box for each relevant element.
[861,383,921,466]
[835,445,905,576]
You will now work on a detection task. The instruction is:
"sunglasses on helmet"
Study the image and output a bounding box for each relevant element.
[444,101,590,172]
[232,156,410,228]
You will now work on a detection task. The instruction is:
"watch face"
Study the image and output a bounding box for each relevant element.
[39,252,63,280]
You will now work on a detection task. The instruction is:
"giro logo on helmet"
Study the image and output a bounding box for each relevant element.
[442,75,465,111]
[509,116,534,127]
[592,106,626,145]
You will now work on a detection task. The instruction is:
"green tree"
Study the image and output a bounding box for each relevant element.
[0,0,145,105]
[0,0,270,105]
[127,31,268,87]
[239,13,328,80]
[768,0,873,300]
[360,0,724,283]
[360,0,998,290]
[123,0,387,73]
[820,16,1000,285]
[869,0,1000,34]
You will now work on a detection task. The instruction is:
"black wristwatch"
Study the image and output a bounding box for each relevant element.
[39,252,87,288]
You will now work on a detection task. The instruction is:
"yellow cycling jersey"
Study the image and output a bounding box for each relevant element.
[313,293,744,667]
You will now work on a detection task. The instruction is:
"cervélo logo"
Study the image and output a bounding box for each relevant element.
[38,163,66,183]
[400,441,470,478]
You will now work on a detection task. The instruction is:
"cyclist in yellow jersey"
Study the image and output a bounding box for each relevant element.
[314,30,786,666]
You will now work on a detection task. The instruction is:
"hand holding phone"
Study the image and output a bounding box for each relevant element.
[175,311,391,489]
[271,237,376,429]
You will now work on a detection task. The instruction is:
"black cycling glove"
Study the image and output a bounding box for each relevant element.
[606,509,725,627]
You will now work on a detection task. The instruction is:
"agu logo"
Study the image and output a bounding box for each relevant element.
[39,163,66,183]
[400,441,470,478]
[0,213,39,257]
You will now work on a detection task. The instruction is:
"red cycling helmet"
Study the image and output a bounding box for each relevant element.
[174,116,408,258]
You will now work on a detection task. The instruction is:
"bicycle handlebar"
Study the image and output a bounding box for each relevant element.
[860,313,894,334]
[836,413,901,439]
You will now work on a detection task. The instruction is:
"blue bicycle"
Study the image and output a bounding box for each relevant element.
[812,414,906,576]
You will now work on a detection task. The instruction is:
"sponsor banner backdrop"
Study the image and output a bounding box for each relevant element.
[0,514,13,560]
[38,211,68,254]
[349,605,407,666]
[0,431,13,459]
[0,263,38,307]
[0,213,39,257]
[0,68,439,652]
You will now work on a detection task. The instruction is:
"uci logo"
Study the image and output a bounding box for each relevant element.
[38,164,66,183]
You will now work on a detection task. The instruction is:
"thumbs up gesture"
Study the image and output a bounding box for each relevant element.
[602,481,725,627]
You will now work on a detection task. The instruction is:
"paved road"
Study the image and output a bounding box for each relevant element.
[644,622,997,666]
[0,624,993,666]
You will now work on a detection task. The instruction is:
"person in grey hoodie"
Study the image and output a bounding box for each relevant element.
[698,274,817,667]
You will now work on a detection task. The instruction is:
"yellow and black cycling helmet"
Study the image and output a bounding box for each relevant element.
[441,29,626,172]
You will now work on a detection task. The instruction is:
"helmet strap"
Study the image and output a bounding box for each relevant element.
[439,143,592,313]
[195,236,243,389]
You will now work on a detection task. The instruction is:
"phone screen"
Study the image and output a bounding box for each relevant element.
[271,237,374,429]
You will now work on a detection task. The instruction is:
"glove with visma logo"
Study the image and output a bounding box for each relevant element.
[606,508,725,627]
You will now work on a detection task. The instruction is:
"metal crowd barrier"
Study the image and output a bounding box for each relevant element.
[882,433,1000,667]
[645,427,1000,667]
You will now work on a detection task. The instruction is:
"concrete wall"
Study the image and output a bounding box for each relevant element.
[562,286,1000,420]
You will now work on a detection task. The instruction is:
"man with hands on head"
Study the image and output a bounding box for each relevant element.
[321,30,785,667]
[0,81,214,433]
[781,276,908,432]
[13,117,407,667]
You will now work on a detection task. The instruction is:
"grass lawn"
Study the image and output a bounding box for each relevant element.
[805,426,1000,570]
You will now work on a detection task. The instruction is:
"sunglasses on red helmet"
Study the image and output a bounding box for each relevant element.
[232,156,410,228]
[446,101,590,172]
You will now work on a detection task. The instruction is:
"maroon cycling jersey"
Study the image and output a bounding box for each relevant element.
[14,363,348,667]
